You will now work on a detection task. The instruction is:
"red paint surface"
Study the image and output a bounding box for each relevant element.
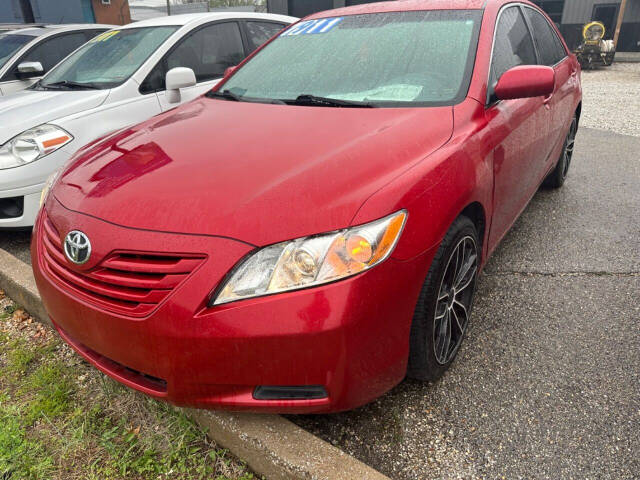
[32,0,582,413]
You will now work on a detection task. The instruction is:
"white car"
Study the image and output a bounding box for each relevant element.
[0,12,295,228]
[0,24,113,96]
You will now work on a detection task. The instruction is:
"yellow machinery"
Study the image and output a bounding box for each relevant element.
[575,21,616,68]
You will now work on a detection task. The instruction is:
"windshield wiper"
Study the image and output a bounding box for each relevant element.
[287,94,375,108]
[41,80,101,90]
[207,89,288,105]
[206,89,242,101]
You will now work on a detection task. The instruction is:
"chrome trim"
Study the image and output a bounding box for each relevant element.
[63,230,92,265]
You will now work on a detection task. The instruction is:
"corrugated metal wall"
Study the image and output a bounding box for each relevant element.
[0,0,25,22]
[562,0,640,23]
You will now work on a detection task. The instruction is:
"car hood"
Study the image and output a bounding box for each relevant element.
[54,98,453,246]
[0,89,109,143]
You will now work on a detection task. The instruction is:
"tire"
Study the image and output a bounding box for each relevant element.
[407,216,479,381]
[543,114,577,189]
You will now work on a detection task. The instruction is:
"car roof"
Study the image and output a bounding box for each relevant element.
[0,23,47,31]
[310,0,488,18]
[3,24,114,37]
[121,12,296,29]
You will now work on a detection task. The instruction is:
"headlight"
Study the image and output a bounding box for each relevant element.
[39,169,61,208]
[211,210,407,306]
[0,124,73,170]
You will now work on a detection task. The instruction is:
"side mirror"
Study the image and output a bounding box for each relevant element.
[17,61,44,78]
[165,67,196,104]
[224,65,237,78]
[494,65,555,101]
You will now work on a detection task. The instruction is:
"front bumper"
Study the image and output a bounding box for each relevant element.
[33,198,432,413]
[0,146,74,228]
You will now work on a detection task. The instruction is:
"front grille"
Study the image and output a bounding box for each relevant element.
[40,213,204,317]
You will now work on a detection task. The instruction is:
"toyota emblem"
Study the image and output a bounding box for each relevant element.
[64,230,91,265]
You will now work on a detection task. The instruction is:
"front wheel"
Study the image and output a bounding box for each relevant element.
[543,114,577,189]
[407,216,479,381]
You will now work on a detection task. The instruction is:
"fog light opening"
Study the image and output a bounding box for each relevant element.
[253,385,328,400]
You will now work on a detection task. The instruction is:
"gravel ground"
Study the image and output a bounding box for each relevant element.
[291,127,640,478]
[579,62,640,137]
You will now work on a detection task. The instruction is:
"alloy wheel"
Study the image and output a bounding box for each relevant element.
[562,117,577,178]
[432,236,478,365]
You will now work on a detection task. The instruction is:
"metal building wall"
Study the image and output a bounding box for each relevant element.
[562,0,640,24]
[30,0,95,23]
[0,0,25,22]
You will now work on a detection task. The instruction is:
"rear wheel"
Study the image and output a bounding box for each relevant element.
[407,216,479,381]
[543,114,577,189]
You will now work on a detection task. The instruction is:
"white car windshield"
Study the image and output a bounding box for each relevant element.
[220,10,481,107]
[39,26,178,90]
[0,34,31,67]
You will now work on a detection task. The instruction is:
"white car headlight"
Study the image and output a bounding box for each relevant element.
[0,124,73,170]
[211,210,407,306]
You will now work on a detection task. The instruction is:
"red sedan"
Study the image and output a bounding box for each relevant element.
[33,0,581,413]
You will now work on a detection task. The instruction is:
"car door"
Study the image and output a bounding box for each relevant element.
[141,21,246,112]
[523,6,576,170]
[0,30,102,94]
[485,5,552,249]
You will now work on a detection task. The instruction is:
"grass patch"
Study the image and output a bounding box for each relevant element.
[0,294,257,480]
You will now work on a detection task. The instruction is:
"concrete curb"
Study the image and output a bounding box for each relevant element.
[0,247,390,480]
[0,248,50,326]
[190,409,390,480]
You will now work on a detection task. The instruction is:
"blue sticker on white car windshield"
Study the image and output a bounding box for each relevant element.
[281,17,343,36]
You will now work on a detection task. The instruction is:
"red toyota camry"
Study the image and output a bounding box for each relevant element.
[33,0,581,413]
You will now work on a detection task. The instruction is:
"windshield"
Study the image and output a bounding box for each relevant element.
[221,10,481,107]
[40,27,178,90]
[0,34,31,68]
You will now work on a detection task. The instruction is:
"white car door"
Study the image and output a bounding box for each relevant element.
[140,21,246,112]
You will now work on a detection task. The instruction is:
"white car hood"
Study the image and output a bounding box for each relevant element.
[0,89,109,144]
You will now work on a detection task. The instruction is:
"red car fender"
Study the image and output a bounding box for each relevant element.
[352,98,492,264]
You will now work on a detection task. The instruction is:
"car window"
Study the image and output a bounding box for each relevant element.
[524,7,566,66]
[83,29,110,42]
[222,10,482,106]
[489,6,537,97]
[245,21,286,52]
[2,32,89,81]
[141,22,245,94]
[0,34,31,69]
[39,27,178,90]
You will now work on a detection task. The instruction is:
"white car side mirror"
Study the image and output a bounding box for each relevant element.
[17,61,44,78]
[165,67,196,103]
